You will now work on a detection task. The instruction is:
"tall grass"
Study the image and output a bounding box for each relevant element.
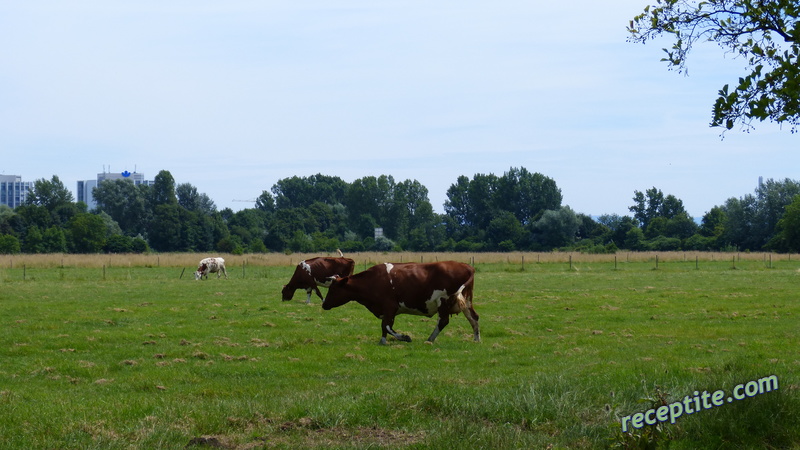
[1,250,797,269]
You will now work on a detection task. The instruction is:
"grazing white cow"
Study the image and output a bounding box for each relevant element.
[195,257,228,280]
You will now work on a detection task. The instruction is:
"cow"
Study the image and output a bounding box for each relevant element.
[194,257,228,281]
[281,252,355,304]
[322,261,480,345]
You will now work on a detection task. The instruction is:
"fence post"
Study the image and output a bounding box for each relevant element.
[655,255,659,269]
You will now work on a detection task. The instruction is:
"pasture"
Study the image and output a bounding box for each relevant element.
[0,253,798,449]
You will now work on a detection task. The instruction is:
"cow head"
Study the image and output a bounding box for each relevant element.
[281,284,294,301]
[194,263,207,281]
[321,276,351,310]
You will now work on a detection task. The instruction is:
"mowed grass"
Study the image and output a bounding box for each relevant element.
[0,257,799,449]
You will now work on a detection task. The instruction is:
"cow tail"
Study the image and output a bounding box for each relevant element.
[455,286,468,313]
[454,272,474,314]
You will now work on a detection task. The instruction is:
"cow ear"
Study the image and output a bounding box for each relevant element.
[327,275,343,284]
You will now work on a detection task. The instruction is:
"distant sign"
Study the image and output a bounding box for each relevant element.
[122,170,131,177]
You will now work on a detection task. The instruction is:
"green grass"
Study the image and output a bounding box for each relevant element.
[0,260,798,449]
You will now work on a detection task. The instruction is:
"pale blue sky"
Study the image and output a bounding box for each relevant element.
[2,1,797,218]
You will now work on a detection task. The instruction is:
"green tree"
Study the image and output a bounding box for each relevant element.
[105,235,133,253]
[700,206,728,238]
[664,212,699,240]
[67,213,106,253]
[576,213,609,243]
[630,187,688,231]
[255,190,276,213]
[721,194,760,250]
[625,227,646,251]
[444,176,471,228]
[487,211,526,250]
[444,168,561,240]
[227,208,269,247]
[629,0,800,132]
[0,234,21,254]
[176,183,216,214]
[149,170,178,208]
[345,175,395,238]
[23,225,44,253]
[93,179,150,236]
[496,167,562,225]
[388,179,436,248]
[25,175,74,210]
[0,205,14,236]
[42,226,67,253]
[597,214,639,249]
[772,194,800,251]
[148,204,182,252]
[721,178,800,250]
[272,174,348,209]
[531,206,579,250]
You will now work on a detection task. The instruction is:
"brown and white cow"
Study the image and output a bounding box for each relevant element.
[281,255,355,304]
[322,261,480,345]
[195,257,228,280]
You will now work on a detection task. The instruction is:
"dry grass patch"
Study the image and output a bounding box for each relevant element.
[4,251,798,269]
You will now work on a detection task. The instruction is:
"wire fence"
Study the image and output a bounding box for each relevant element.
[1,251,798,282]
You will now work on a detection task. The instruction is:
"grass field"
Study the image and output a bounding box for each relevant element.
[1,253,798,449]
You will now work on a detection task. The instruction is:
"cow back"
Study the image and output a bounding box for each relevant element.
[323,261,473,313]
[388,261,473,303]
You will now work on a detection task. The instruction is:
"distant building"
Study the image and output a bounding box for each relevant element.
[0,174,34,209]
[77,170,154,210]
[75,179,98,208]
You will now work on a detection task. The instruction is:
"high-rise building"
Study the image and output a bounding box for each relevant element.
[77,170,154,210]
[0,174,34,208]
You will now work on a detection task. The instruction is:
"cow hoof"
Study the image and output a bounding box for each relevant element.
[379,338,388,346]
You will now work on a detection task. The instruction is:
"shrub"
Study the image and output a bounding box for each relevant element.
[0,234,21,254]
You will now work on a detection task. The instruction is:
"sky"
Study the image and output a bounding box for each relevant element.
[2,1,798,219]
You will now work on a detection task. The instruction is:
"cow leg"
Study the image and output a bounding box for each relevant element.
[305,288,313,304]
[313,286,324,302]
[380,312,411,345]
[427,303,451,343]
[463,305,480,342]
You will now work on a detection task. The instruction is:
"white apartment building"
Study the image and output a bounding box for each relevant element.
[0,174,33,208]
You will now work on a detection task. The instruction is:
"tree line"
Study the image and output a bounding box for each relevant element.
[2,167,800,254]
